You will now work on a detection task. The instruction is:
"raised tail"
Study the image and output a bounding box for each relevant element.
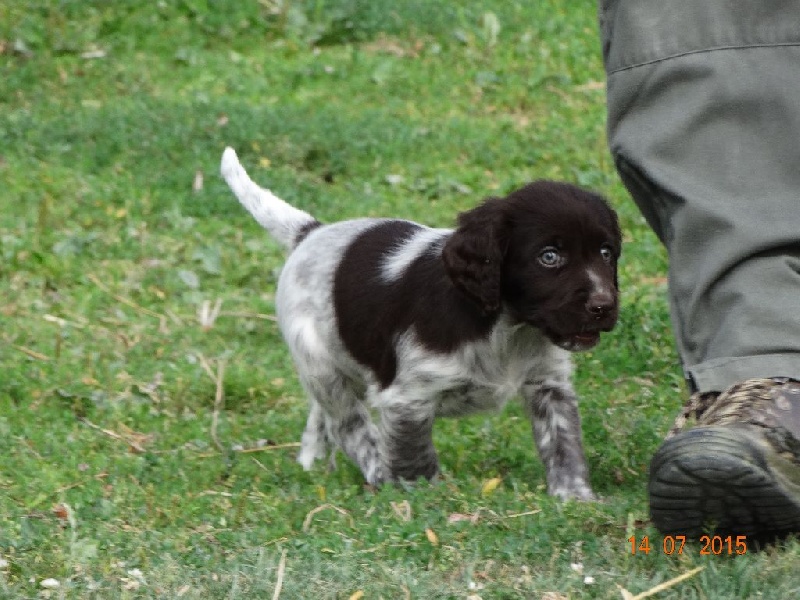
[220,147,320,250]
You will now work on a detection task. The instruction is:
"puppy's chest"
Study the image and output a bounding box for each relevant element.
[429,334,554,417]
[435,374,524,417]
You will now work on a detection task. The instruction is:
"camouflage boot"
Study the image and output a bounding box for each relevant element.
[648,378,800,541]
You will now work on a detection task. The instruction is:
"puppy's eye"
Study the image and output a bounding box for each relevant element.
[600,245,614,263]
[538,247,562,268]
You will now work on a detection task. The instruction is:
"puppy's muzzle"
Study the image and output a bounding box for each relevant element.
[585,289,616,320]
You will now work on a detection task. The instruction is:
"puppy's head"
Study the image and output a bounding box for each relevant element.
[442,181,621,351]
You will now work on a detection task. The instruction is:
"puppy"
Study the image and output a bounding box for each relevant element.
[221,147,621,500]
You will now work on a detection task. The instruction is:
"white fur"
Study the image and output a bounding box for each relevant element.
[380,227,449,282]
[587,267,613,299]
[220,147,316,249]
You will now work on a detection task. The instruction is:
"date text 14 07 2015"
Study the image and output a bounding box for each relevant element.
[628,535,747,556]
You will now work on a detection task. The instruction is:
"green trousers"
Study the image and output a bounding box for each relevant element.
[600,0,800,393]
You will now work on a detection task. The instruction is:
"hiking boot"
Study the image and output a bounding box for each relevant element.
[648,378,800,542]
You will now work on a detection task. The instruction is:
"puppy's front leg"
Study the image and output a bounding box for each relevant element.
[521,381,595,500]
[376,389,439,482]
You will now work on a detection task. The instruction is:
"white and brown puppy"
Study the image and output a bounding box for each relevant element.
[221,147,620,500]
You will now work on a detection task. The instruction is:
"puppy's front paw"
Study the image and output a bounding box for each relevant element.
[551,482,597,502]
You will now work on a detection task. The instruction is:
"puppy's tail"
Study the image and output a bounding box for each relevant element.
[220,147,321,250]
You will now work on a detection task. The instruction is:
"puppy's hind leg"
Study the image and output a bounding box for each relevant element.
[521,380,595,501]
[332,399,388,486]
[297,399,331,471]
[302,373,388,486]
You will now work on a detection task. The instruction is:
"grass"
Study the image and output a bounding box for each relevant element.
[1,1,799,598]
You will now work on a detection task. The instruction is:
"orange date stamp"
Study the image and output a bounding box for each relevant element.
[628,535,748,556]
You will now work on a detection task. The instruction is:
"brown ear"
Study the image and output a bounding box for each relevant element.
[442,198,508,314]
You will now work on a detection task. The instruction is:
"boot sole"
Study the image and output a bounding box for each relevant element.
[648,426,800,541]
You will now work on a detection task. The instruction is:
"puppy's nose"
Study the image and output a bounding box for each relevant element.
[586,291,615,317]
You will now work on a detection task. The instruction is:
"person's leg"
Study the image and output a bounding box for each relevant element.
[600,0,800,540]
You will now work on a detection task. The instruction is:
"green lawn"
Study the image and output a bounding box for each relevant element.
[2,1,799,598]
